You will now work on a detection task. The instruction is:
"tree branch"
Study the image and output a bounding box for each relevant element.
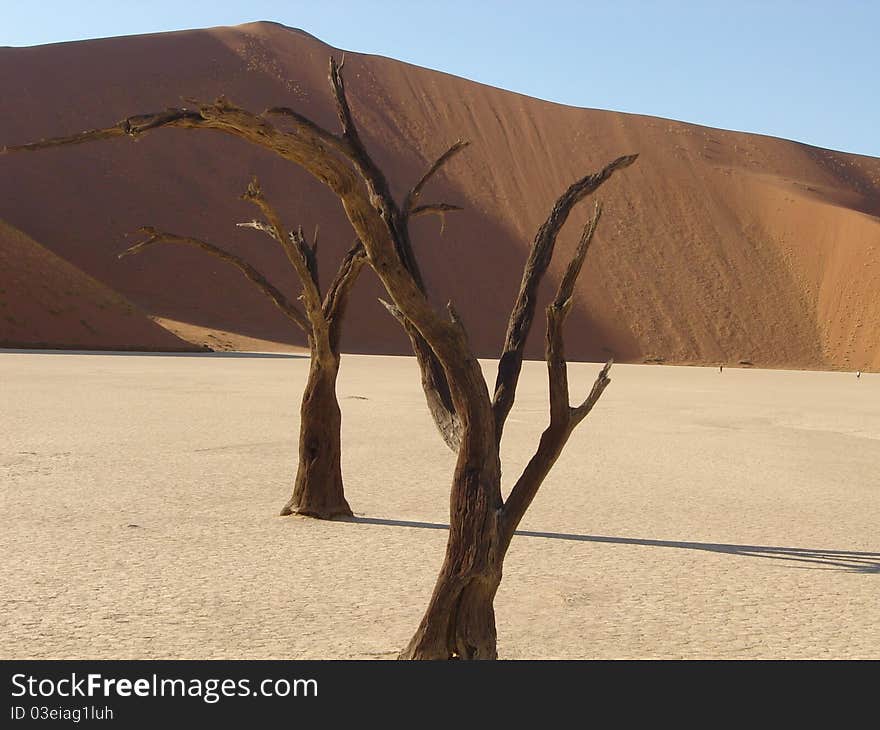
[236,220,277,238]
[323,241,367,352]
[379,298,463,450]
[552,201,603,310]
[2,109,205,154]
[500,203,613,546]
[327,56,436,291]
[263,106,351,159]
[410,203,463,235]
[293,226,321,296]
[328,57,400,227]
[240,177,323,318]
[571,358,613,428]
[119,227,309,333]
[491,154,637,447]
[326,58,468,448]
[402,140,469,219]
[544,202,605,425]
[2,97,361,198]
[410,203,464,218]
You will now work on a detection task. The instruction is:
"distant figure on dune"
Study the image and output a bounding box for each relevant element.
[857,371,861,378]
[719,364,723,373]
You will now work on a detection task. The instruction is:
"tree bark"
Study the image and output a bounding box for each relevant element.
[400,567,502,660]
[400,421,504,659]
[280,350,352,519]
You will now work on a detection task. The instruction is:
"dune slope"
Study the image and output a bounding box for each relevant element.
[0,219,198,350]
[1,21,877,368]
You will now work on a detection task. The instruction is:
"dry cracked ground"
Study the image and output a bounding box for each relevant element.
[1,351,878,659]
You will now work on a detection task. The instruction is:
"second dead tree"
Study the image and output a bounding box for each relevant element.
[121,178,366,519]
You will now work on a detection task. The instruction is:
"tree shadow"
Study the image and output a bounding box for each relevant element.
[342,516,880,574]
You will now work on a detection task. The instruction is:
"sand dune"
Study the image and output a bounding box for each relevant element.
[0,219,197,350]
[1,352,877,659]
[1,21,878,368]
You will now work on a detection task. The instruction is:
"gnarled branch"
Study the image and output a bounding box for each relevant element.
[240,178,323,319]
[323,241,367,352]
[2,109,205,154]
[328,57,400,230]
[402,140,469,219]
[326,58,468,448]
[571,358,613,429]
[500,203,613,545]
[410,202,463,218]
[119,226,309,333]
[379,298,463,451]
[263,106,351,159]
[545,202,607,426]
[410,203,463,235]
[492,153,637,447]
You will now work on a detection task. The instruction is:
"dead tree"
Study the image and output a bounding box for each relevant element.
[3,60,637,658]
[117,178,366,519]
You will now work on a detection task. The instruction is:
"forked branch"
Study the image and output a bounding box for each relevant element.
[328,57,400,231]
[323,241,368,351]
[240,178,323,317]
[492,154,637,446]
[500,202,614,544]
[326,57,468,447]
[402,140,470,220]
[378,298,462,451]
[550,202,612,428]
[545,202,609,425]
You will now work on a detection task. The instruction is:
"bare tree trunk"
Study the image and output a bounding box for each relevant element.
[281,350,352,519]
[399,347,504,659]
[399,515,503,659]
[400,567,501,660]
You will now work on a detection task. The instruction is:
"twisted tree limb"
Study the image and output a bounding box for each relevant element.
[500,203,613,546]
[402,140,470,221]
[236,178,367,351]
[326,58,466,449]
[492,154,637,447]
[323,241,367,352]
[240,177,325,322]
[119,227,309,333]
[379,298,462,451]
[2,109,205,153]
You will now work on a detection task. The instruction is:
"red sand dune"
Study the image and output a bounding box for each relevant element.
[1,21,878,369]
[0,218,197,350]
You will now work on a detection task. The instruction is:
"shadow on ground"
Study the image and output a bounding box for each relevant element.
[342,516,880,574]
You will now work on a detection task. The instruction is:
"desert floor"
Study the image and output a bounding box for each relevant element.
[1,350,877,659]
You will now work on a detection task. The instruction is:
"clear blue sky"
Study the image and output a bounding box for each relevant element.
[3,1,878,158]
